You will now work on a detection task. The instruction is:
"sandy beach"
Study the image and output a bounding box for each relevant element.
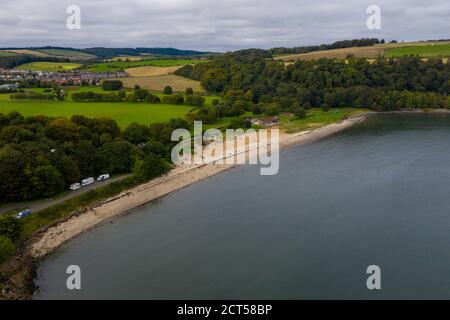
[29,114,369,260]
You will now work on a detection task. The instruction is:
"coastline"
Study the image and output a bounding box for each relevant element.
[0,113,370,299]
[30,114,370,260]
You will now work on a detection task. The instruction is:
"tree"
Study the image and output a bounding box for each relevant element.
[212,99,220,107]
[123,123,150,144]
[185,95,205,107]
[291,103,306,119]
[185,87,194,95]
[133,155,170,181]
[102,80,123,91]
[28,165,65,198]
[163,86,173,95]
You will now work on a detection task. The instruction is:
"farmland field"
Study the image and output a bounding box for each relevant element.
[87,59,208,72]
[0,100,193,128]
[275,41,450,62]
[36,49,96,60]
[117,74,204,92]
[276,46,388,61]
[1,49,49,57]
[385,43,450,58]
[125,66,182,77]
[15,62,82,71]
[108,56,144,62]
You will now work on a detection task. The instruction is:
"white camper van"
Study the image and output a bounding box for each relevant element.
[97,174,110,182]
[70,183,81,191]
[81,177,95,186]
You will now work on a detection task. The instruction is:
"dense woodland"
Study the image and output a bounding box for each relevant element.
[0,55,70,69]
[176,51,450,119]
[0,112,191,202]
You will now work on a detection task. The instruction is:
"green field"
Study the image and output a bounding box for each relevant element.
[279,108,368,133]
[36,49,96,59]
[86,59,208,72]
[0,51,18,57]
[15,62,82,71]
[0,100,193,128]
[0,86,221,128]
[386,43,450,58]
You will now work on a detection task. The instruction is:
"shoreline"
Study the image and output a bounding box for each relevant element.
[30,114,370,260]
[2,112,371,299]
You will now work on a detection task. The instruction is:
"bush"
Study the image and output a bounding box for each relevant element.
[185,87,194,95]
[163,86,173,95]
[212,99,220,107]
[162,94,184,105]
[185,95,205,107]
[0,216,22,242]
[102,80,123,91]
[0,236,15,264]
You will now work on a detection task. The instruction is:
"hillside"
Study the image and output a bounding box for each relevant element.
[275,41,450,62]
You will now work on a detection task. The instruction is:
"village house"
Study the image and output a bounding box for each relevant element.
[248,116,280,127]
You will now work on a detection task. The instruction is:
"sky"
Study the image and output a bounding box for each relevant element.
[0,0,449,52]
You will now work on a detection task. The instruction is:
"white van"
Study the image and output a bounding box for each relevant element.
[70,183,81,191]
[97,174,110,182]
[81,177,95,186]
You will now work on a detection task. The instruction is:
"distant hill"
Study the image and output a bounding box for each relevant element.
[0,46,212,59]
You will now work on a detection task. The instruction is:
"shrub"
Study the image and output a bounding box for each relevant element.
[185,95,205,107]
[0,236,15,264]
[162,94,184,105]
[0,216,23,242]
[163,86,173,95]
[102,80,123,91]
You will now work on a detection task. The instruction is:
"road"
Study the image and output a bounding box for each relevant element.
[0,174,133,216]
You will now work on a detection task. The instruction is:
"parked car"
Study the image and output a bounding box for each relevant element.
[70,183,81,191]
[16,209,32,219]
[97,174,110,182]
[81,177,95,186]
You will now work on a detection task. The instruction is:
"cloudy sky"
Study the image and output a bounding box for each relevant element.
[0,0,449,51]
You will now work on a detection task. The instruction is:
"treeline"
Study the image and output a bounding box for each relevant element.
[10,93,54,101]
[72,87,206,106]
[0,55,70,69]
[270,38,383,56]
[0,112,192,202]
[177,52,450,117]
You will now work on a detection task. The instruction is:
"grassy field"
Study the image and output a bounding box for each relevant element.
[279,108,368,133]
[0,51,18,57]
[15,61,82,71]
[0,100,193,128]
[0,86,221,127]
[117,74,204,92]
[36,49,96,60]
[87,59,208,72]
[385,43,450,58]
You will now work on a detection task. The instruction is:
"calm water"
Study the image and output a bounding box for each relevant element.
[35,114,450,299]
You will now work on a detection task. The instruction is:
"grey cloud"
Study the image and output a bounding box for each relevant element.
[0,0,449,51]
